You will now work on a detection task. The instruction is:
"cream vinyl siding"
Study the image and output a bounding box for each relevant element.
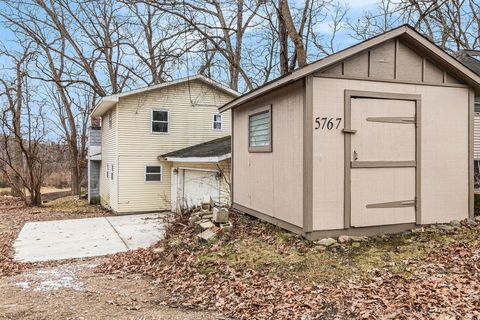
[99,106,118,211]
[115,79,233,213]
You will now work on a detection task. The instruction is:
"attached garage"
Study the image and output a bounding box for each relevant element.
[160,136,231,212]
[219,25,480,240]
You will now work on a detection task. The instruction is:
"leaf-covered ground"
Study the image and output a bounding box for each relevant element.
[96,212,480,319]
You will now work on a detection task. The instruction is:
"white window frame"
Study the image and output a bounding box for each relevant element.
[145,164,163,183]
[151,109,169,134]
[108,111,113,129]
[212,113,222,131]
[475,97,480,114]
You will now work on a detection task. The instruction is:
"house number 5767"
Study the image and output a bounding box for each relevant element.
[315,117,342,130]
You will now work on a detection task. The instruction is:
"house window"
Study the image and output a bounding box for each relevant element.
[248,106,272,152]
[111,164,114,180]
[213,114,222,130]
[152,110,169,133]
[475,97,480,113]
[145,165,162,182]
[106,164,110,179]
[108,111,113,129]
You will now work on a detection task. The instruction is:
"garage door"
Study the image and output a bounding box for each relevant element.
[347,94,419,227]
[172,169,220,210]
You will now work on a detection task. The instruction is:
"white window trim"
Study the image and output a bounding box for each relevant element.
[145,164,163,183]
[151,108,170,134]
[212,113,222,131]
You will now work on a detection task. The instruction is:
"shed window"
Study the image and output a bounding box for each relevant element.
[249,107,271,152]
[145,165,162,182]
[152,110,169,133]
[213,114,222,130]
[475,97,480,113]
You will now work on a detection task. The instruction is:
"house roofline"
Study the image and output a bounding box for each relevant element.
[219,24,480,113]
[92,75,240,117]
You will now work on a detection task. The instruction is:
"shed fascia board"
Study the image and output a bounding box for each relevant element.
[161,153,231,163]
[92,75,239,117]
[219,25,480,112]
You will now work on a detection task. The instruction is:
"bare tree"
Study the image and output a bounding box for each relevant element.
[0,46,53,206]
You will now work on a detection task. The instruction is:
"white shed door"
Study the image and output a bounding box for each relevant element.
[181,169,220,208]
[350,97,417,227]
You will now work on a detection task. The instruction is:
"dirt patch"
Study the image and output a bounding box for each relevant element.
[97,212,480,319]
[0,259,216,320]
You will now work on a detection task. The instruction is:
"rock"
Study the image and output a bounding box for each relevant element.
[199,221,214,230]
[317,238,337,247]
[411,228,424,234]
[350,236,368,242]
[202,214,213,220]
[467,218,477,226]
[475,216,480,222]
[152,247,164,254]
[219,221,233,232]
[189,215,201,224]
[198,229,216,241]
[437,224,454,231]
[351,242,361,248]
[338,235,351,243]
[213,207,229,223]
[449,220,461,227]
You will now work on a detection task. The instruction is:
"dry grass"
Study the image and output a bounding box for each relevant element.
[0,187,70,196]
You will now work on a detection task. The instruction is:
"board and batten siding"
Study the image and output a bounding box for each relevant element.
[233,80,304,228]
[115,79,233,213]
[312,77,469,230]
[99,105,118,211]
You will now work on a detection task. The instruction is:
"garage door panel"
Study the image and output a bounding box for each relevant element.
[181,170,220,208]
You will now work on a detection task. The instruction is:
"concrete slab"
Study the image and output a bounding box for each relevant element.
[14,213,167,262]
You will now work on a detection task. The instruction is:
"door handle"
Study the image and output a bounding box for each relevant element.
[353,150,359,161]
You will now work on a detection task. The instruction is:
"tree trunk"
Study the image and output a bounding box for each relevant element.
[279,0,307,67]
[31,185,42,206]
[278,1,289,75]
[70,150,80,195]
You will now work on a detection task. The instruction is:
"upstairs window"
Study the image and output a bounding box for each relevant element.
[475,97,480,113]
[145,165,162,182]
[110,164,114,180]
[213,113,222,130]
[248,106,272,152]
[106,164,110,178]
[152,109,169,133]
[108,111,113,129]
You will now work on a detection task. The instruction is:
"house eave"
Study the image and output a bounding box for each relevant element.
[159,153,231,163]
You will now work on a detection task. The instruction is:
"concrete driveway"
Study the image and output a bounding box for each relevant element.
[14,213,167,262]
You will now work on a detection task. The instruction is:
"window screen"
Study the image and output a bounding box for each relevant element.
[145,165,162,182]
[152,110,169,133]
[249,110,271,148]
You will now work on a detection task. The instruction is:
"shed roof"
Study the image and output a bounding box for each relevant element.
[92,75,239,117]
[220,25,480,112]
[159,136,231,162]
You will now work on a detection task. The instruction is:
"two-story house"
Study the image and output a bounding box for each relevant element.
[88,75,239,214]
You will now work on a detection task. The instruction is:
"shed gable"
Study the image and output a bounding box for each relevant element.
[320,39,463,85]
